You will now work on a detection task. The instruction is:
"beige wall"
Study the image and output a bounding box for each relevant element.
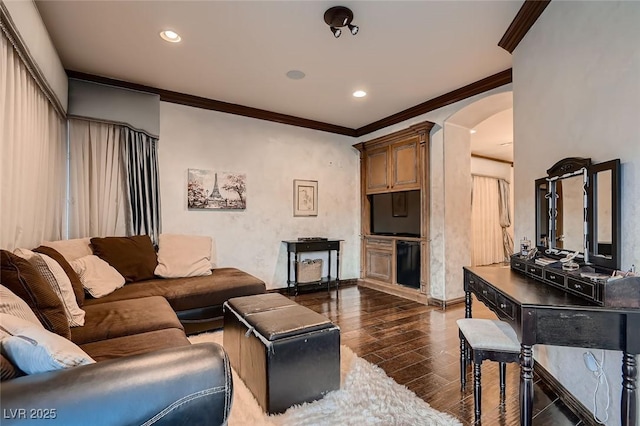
[158,102,360,290]
[513,1,640,423]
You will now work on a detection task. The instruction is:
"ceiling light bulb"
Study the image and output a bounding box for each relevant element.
[353,90,367,98]
[160,30,181,43]
[348,24,359,35]
[470,129,477,134]
[330,27,341,38]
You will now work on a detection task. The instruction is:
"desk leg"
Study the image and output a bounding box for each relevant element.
[622,352,637,426]
[465,290,472,319]
[294,253,300,296]
[287,251,292,295]
[520,344,534,426]
[336,248,340,294]
[327,249,332,293]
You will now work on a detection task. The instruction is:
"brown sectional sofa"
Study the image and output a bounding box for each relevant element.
[0,236,267,425]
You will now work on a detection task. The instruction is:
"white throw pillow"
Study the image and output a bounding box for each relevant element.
[154,234,213,278]
[69,255,126,298]
[0,285,40,326]
[0,313,94,374]
[13,249,86,327]
[40,238,92,262]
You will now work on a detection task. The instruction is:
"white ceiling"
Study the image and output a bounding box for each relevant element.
[35,0,521,130]
[471,108,513,162]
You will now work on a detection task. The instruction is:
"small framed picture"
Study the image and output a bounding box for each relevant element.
[392,192,408,217]
[293,180,318,217]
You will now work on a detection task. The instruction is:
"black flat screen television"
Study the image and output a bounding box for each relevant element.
[370,190,421,237]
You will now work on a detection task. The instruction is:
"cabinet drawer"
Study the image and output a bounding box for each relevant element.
[567,278,595,299]
[544,270,565,287]
[511,258,527,272]
[365,238,394,250]
[527,265,544,278]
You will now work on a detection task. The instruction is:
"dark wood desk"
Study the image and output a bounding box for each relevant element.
[464,266,639,426]
[283,240,341,295]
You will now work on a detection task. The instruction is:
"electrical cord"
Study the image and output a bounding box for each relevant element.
[591,351,610,424]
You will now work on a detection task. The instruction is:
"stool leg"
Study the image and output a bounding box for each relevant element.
[459,332,467,390]
[474,360,482,421]
[499,362,506,398]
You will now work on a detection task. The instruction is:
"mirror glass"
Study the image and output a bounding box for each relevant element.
[553,174,585,252]
[595,170,612,258]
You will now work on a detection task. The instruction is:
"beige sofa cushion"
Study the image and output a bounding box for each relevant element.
[41,238,92,262]
[70,255,125,298]
[154,234,212,278]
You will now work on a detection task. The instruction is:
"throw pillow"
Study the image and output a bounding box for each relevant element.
[0,314,95,375]
[13,249,85,327]
[40,238,92,262]
[0,250,71,339]
[154,234,213,278]
[90,235,158,282]
[34,245,85,307]
[0,285,40,325]
[69,255,126,298]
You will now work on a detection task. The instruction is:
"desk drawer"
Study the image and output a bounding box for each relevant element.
[472,279,496,306]
[544,270,566,288]
[495,294,515,320]
[567,278,595,299]
[527,264,544,278]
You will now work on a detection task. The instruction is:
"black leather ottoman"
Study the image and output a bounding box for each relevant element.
[223,293,340,414]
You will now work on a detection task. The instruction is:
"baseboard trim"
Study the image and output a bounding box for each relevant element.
[268,279,358,294]
[428,296,465,308]
[535,363,596,426]
[357,279,429,304]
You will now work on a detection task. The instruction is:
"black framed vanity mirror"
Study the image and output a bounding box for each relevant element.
[534,157,621,269]
[588,159,621,269]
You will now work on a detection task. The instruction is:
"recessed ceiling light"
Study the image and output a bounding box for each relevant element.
[160,30,181,43]
[286,70,306,80]
[470,129,477,134]
[353,90,367,98]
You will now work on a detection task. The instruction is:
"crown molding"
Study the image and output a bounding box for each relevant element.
[66,70,357,137]
[66,69,512,138]
[355,69,512,137]
[498,0,551,54]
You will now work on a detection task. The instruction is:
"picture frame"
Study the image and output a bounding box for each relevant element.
[293,180,318,217]
[392,192,408,217]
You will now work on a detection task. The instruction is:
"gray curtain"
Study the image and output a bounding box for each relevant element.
[121,128,161,245]
[498,179,514,260]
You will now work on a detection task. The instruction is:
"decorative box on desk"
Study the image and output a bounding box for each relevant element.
[510,254,640,308]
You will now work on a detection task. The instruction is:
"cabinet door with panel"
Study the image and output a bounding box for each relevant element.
[390,138,420,191]
[364,238,394,283]
[366,147,389,194]
[365,138,420,194]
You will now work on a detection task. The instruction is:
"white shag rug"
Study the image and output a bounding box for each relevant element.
[189,331,461,426]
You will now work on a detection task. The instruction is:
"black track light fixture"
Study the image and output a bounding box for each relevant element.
[323,6,359,39]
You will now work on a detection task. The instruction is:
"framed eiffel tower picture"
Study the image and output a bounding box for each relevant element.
[187,169,246,210]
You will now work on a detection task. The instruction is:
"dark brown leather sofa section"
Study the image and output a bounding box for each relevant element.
[0,247,267,425]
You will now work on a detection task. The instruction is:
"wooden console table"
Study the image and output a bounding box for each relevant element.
[464,265,639,426]
[283,240,341,295]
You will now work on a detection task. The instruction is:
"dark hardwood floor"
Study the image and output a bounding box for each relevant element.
[288,284,584,426]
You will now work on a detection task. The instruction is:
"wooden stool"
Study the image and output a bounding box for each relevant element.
[457,318,520,420]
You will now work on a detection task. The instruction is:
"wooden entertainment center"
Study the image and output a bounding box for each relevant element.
[353,121,434,302]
